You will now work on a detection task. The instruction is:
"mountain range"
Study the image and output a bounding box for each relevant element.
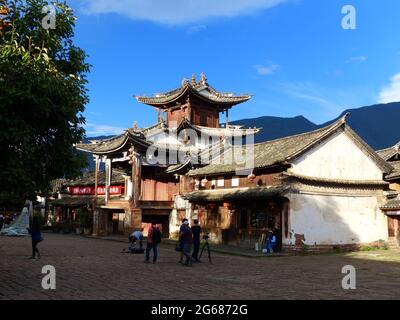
[83,102,400,170]
[230,102,400,149]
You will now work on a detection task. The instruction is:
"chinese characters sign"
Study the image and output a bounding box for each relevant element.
[69,186,122,195]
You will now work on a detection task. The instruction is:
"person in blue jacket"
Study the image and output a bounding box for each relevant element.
[263,230,277,254]
[27,216,43,259]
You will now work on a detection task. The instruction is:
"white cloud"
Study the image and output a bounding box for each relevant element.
[254,64,280,75]
[78,0,287,25]
[378,73,400,104]
[278,82,342,112]
[186,24,207,34]
[85,123,125,136]
[346,55,368,63]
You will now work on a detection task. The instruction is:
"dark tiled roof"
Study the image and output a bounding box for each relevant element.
[65,169,126,187]
[50,178,67,194]
[380,195,400,210]
[385,161,400,180]
[76,131,150,154]
[283,172,389,186]
[135,80,251,107]
[165,159,191,174]
[49,196,105,207]
[183,186,286,202]
[376,143,400,161]
[188,114,393,176]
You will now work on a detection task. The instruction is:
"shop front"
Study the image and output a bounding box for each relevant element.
[184,186,288,248]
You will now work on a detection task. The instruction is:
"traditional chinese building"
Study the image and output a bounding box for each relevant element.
[184,114,394,251]
[377,142,400,246]
[49,170,126,233]
[75,75,397,251]
[76,74,258,237]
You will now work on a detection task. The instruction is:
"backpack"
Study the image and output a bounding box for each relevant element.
[152,228,162,244]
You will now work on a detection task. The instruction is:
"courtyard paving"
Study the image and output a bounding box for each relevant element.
[1,233,400,300]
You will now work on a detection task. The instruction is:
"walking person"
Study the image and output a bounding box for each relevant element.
[191,219,202,262]
[27,216,43,259]
[0,214,4,230]
[145,221,161,263]
[178,218,188,264]
[180,220,193,266]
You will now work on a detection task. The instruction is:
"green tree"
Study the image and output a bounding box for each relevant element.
[0,0,89,208]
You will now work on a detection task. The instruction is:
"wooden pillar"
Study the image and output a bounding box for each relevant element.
[105,157,112,203]
[137,156,142,202]
[225,109,229,128]
[130,150,142,207]
[187,105,192,122]
[94,156,100,201]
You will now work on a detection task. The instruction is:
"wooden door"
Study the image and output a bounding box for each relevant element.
[388,216,395,237]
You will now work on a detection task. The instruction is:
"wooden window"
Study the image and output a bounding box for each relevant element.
[211,180,216,189]
[231,177,239,187]
[200,114,207,126]
[217,178,224,187]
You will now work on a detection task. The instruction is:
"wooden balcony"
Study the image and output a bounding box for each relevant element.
[137,200,174,210]
[101,197,130,210]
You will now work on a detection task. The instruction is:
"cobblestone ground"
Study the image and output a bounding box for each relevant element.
[1,233,400,300]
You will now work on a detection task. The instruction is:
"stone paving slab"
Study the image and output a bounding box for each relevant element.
[1,233,400,300]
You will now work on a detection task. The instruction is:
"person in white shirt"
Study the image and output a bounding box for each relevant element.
[129,228,144,250]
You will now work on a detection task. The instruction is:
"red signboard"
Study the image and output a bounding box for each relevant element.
[69,186,122,195]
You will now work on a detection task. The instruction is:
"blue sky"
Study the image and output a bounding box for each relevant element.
[68,0,400,136]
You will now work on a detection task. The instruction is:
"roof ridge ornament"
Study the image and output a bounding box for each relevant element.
[339,112,350,124]
[191,73,196,85]
[200,72,207,84]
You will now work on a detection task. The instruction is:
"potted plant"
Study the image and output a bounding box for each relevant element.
[74,221,83,235]
[77,207,92,235]
[75,208,84,234]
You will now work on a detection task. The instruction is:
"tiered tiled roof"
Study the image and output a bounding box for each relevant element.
[135,75,251,107]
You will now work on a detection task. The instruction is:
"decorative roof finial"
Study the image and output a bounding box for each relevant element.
[181,78,188,88]
[340,112,350,124]
[200,72,206,84]
[191,73,196,85]
[133,120,138,130]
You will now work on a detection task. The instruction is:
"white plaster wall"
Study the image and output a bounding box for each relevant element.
[169,195,191,236]
[147,130,212,150]
[291,131,383,181]
[285,193,388,245]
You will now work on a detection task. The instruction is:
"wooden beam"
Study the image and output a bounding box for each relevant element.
[94,156,100,204]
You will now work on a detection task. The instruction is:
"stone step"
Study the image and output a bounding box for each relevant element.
[387,238,399,247]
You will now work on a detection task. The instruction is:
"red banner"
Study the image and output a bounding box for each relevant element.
[69,186,122,195]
